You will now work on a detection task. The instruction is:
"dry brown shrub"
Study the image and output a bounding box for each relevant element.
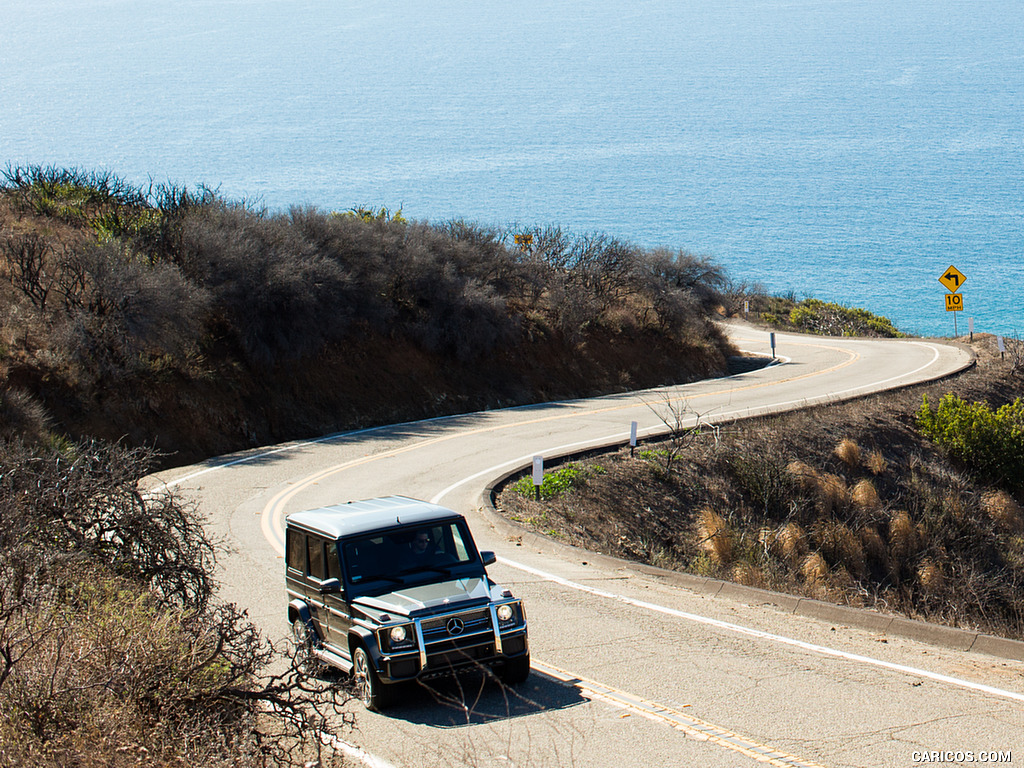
[851,478,881,512]
[917,559,946,593]
[817,473,850,515]
[785,460,819,492]
[696,507,733,566]
[866,449,887,475]
[835,438,861,468]
[800,552,829,583]
[981,490,1024,532]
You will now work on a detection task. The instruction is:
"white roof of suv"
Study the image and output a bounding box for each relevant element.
[285,495,462,540]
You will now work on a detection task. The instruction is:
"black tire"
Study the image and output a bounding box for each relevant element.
[353,645,394,711]
[292,617,320,674]
[498,653,531,686]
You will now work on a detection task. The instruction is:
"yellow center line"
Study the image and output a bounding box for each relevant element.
[534,660,827,768]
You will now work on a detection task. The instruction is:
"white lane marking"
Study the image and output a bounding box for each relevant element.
[534,660,826,768]
[498,557,1024,706]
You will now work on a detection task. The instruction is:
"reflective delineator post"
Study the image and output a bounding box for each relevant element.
[532,455,544,501]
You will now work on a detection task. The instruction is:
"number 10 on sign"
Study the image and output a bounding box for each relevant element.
[945,293,963,312]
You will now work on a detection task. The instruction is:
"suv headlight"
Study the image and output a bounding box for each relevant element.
[495,601,522,628]
[379,623,416,652]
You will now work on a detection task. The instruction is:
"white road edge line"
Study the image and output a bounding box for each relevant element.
[322,734,399,768]
[497,556,1024,705]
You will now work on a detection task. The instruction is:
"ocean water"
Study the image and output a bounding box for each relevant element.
[2,0,1022,337]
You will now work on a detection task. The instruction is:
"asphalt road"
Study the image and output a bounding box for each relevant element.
[150,324,1024,768]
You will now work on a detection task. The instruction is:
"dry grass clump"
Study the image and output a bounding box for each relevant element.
[835,438,861,468]
[850,478,881,512]
[858,525,889,569]
[888,509,919,567]
[696,507,734,566]
[917,559,946,594]
[866,449,888,475]
[813,520,865,578]
[981,490,1024,532]
[800,552,829,584]
[780,522,809,562]
[785,460,820,492]
[816,473,850,515]
[730,562,765,587]
[769,522,809,564]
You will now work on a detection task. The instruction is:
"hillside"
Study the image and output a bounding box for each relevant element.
[1,166,737,464]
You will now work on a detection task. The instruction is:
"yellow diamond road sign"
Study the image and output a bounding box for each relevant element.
[939,265,966,293]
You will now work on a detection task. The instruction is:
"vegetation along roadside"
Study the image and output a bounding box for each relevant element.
[498,335,1024,642]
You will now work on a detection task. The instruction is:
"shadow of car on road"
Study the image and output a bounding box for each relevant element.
[365,668,588,728]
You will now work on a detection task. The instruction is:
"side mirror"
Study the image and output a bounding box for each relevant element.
[480,551,497,567]
[319,577,342,594]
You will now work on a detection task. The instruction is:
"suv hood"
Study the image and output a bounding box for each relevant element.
[353,577,491,618]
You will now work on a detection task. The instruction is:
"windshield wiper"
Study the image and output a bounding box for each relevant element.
[352,573,404,584]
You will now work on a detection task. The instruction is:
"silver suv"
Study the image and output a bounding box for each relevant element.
[285,496,530,710]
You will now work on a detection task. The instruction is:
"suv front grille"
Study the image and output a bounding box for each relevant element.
[420,608,491,642]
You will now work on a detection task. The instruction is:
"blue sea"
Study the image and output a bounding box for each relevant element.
[2,0,1022,337]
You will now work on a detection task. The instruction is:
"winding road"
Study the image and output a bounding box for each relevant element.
[150,323,1024,768]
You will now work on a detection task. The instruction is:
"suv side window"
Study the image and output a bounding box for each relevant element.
[326,540,342,581]
[286,529,306,574]
[307,536,325,581]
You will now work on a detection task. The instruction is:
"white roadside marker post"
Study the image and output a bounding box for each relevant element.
[532,455,544,501]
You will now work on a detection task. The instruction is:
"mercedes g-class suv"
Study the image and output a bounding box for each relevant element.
[285,496,530,710]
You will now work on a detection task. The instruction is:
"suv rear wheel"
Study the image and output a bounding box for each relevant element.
[292,618,320,674]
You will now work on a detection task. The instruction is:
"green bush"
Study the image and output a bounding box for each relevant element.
[788,298,904,338]
[513,463,587,499]
[918,394,1024,488]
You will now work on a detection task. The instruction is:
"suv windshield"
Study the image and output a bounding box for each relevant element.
[343,519,476,586]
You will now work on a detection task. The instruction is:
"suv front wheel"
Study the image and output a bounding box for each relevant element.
[498,653,531,686]
[353,645,394,711]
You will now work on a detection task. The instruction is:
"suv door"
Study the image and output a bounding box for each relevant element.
[301,534,332,641]
[321,539,352,657]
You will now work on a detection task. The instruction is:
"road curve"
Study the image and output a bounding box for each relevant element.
[151,325,1024,768]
